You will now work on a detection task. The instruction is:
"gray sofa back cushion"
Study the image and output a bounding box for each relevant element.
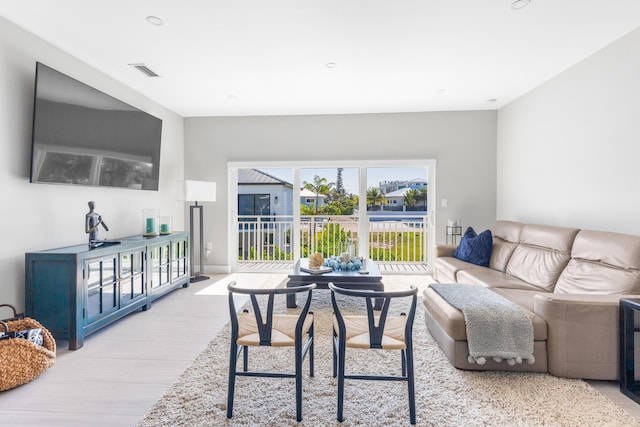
[505,224,580,292]
[489,220,525,272]
[555,230,640,294]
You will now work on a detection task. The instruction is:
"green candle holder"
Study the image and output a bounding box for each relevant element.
[143,209,159,237]
[160,216,172,235]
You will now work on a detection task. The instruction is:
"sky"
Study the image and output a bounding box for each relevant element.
[259,167,427,195]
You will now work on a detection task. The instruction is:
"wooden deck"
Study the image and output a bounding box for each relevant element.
[237,261,429,274]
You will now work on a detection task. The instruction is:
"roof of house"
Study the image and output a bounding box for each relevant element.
[238,169,292,187]
[406,178,427,184]
[300,189,327,198]
[385,188,413,198]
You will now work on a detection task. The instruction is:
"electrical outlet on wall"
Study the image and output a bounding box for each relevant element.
[205,242,212,259]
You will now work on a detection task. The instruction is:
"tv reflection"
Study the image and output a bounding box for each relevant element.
[32,144,157,190]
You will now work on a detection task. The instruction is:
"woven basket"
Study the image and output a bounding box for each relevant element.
[0,306,56,392]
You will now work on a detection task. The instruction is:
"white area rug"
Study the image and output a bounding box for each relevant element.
[139,275,638,426]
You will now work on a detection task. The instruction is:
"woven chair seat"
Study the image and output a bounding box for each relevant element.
[238,313,313,346]
[332,315,407,349]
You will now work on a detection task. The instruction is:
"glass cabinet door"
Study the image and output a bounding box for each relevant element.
[150,243,171,290]
[171,239,188,280]
[85,255,118,323]
[120,247,146,305]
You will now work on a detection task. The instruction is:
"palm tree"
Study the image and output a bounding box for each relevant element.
[303,174,334,214]
[366,187,387,211]
[336,168,345,195]
[404,189,418,207]
[300,204,316,216]
[417,187,428,210]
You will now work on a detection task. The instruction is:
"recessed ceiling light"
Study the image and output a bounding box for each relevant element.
[129,63,160,77]
[325,62,337,69]
[487,98,498,103]
[511,0,531,10]
[146,16,163,26]
[436,89,447,95]
[227,94,238,100]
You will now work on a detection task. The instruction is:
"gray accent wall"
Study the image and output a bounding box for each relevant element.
[185,112,497,271]
[497,26,640,235]
[0,18,185,310]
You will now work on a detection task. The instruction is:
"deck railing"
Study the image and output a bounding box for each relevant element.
[238,215,294,262]
[368,215,427,265]
[237,214,428,265]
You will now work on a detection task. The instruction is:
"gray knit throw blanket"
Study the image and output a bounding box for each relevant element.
[429,283,535,366]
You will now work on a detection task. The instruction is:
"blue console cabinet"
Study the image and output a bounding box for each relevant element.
[25,232,189,350]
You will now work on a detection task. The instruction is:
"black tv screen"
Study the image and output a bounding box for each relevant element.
[30,62,162,190]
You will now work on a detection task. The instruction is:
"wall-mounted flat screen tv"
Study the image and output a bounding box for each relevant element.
[30,62,162,190]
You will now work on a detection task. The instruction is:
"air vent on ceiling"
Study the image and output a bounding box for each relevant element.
[129,63,160,77]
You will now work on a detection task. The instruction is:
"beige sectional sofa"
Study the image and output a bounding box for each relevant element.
[423,220,640,380]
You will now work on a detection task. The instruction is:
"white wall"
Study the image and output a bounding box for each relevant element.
[497,27,640,235]
[185,111,497,271]
[0,18,185,310]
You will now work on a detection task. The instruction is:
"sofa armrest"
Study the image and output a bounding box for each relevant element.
[436,245,457,258]
[534,293,640,380]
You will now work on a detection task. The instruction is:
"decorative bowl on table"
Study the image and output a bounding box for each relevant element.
[324,255,363,272]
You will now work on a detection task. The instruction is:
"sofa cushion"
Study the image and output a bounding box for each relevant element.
[490,239,519,273]
[555,230,640,294]
[489,221,525,272]
[453,227,493,267]
[434,257,475,283]
[422,287,468,340]
[422,286,547,341]
[505,224,580,292]
[456,268,542,291]
[492,220,526,243]
[492,288,542,314]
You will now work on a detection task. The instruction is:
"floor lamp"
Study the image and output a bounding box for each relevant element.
[185,180,216,283]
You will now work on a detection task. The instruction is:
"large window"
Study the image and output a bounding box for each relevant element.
[230,160,436,271]
[238,194,270,216]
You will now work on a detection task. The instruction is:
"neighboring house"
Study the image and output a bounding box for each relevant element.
[237,169,293,216]
[379,178,427,194]
[384,187,413,207]
[300,188,327,210]
[237,169,294,259]
[237,169,330,214]
[381,187,428,212]
[379,178,428,210]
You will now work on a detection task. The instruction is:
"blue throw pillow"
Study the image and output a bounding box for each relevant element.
[452,227,493,267]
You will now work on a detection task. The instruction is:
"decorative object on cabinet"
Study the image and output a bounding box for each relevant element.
[160,216,173,235]
[25,232,189,350]
[185,180,216,283]
[85,201,110,248]
[0,304,56,391]
[143,208,160,237]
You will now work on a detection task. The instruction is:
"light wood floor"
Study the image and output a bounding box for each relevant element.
[0,273,638,426]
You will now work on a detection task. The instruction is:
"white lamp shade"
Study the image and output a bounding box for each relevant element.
[185,180,216,202]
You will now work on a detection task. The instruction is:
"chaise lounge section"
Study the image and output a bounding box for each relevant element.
[423,220,640,380]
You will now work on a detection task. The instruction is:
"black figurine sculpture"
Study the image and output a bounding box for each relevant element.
[86,201,109,248]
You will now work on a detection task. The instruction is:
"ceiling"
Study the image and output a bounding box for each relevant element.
[2,1,640,118]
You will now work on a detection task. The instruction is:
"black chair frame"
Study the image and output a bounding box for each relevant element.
[227,281,316,422]
[329,282,418,425]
